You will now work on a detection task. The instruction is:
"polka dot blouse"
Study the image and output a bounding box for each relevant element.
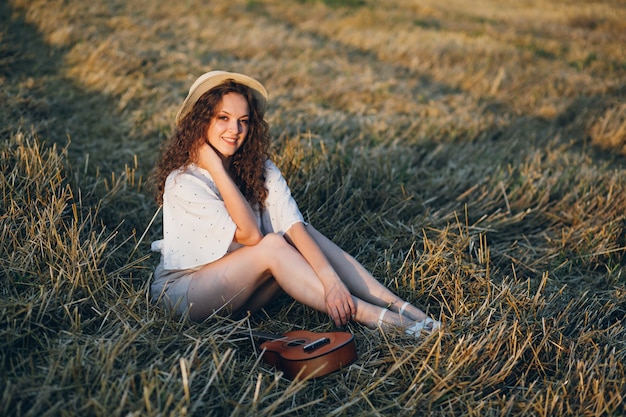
[151,160,304,270]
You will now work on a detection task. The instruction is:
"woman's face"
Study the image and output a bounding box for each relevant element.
[205,92,250,159]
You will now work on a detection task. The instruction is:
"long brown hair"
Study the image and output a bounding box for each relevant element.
[151,81,270,208]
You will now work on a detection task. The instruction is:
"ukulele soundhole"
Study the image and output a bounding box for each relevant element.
[286,339,306,347]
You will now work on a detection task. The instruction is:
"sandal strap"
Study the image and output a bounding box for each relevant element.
[378,308,388,325]
[398,301,410,316]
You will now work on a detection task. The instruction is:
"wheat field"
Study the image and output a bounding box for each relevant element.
[1,0,625,415]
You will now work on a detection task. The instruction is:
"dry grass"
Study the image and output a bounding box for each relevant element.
[1,0,625,415]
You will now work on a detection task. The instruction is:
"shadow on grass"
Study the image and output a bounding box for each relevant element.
[0,1,148,175]
[0,1,159,269]
[254,4,626,302]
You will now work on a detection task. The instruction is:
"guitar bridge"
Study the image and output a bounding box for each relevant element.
[303,337,331,352]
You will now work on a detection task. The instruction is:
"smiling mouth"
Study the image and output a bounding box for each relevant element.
[221,136,238,144]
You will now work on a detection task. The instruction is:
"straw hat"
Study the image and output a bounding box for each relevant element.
[175,70,268,126]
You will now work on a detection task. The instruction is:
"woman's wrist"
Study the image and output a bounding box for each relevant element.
[318,267,341,287]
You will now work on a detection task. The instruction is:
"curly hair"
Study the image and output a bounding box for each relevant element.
[151,80,270,209]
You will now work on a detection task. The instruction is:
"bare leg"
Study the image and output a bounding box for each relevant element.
[238,277,282,315]
[185,233,411,330]
[305,225,434,324]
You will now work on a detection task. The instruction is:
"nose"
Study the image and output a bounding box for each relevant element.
[228,119,242,133]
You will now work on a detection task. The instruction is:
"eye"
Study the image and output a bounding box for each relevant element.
[240,119,249,125]
[218,115,229,121]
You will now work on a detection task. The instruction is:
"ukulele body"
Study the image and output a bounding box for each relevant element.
[259,330,357,379]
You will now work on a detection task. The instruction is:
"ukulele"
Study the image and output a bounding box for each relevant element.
[250,330,357,380]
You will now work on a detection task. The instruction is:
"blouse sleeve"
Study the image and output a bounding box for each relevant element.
[159,168,238,270]
[262,160,305,235]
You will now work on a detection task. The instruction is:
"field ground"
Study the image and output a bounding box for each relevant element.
[1,0,625,415]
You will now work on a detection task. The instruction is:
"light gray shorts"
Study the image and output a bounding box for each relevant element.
[151,257,197,316]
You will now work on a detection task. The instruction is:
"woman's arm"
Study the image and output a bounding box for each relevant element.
[196,143,262,246]
[285,222,355,326]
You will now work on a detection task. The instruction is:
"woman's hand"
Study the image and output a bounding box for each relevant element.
[196,142,225,174]
[284,223,358,327]
[323,277,356,327]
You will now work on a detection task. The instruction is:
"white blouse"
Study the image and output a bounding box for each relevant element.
[151,160,304,270]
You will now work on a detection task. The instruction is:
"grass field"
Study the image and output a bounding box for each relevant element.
[1,0,625,415]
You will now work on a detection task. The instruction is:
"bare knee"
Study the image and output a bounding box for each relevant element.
[258,233,291,251]
[257,233,296,265]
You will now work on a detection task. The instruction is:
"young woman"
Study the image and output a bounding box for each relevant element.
[150,70,440,336]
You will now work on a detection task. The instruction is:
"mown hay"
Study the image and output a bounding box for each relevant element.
[2,0,625,415]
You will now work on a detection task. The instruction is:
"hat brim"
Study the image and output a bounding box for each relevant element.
[175,71,268,126]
